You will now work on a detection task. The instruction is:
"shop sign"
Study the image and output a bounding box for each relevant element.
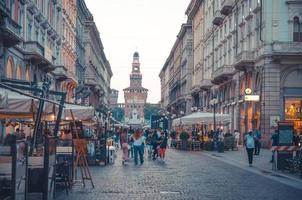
[245,88,252,95]
[244,95,260,102]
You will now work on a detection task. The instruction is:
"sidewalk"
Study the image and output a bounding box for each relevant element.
[201,146,302,189]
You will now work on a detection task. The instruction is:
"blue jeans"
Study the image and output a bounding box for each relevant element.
[134,145,144,165]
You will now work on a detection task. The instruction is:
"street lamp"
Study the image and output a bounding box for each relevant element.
[210,97,218,131]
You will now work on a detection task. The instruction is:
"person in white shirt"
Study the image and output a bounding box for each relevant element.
[132,129,144,165]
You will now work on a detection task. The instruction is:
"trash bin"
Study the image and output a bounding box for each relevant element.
[108,146,116,164]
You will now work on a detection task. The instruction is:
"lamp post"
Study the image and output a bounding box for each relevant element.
[210,97,218,131]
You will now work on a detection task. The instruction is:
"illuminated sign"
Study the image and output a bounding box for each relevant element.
[245,88,252,95]
[244,95,260,102]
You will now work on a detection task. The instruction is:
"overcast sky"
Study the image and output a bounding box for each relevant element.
[85,0,190,103]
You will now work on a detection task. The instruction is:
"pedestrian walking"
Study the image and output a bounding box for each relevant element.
[133,129,144,165]
[244,130,255,167]
[159,131,168,162]
[151,130,159,160]
[120,129,128,165]
[146,132,153,158]
[270,130,279,163]
[254,129,262,155]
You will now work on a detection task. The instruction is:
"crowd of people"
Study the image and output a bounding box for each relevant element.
[118,128,169,166]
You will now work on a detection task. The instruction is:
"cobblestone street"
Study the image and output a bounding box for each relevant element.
[57,149,302,200]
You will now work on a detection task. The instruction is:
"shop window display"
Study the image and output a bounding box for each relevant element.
[285,98,302,134]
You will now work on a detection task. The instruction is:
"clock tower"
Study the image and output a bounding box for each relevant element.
[123,52,148,128]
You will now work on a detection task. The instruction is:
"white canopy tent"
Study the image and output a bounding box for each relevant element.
[172,112,231,126]
[63,103,96,122]
[0,89,54,119]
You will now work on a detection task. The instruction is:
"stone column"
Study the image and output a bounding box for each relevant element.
[261,59,281,147]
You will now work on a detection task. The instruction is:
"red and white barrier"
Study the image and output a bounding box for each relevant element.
[270,146,300,151]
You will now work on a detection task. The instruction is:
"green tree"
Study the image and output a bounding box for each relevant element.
[111,107,125,123]
[144,103,161,125]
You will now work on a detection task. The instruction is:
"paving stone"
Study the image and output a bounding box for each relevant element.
[56,149,302,200]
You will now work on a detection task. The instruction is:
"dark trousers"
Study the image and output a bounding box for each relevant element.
[134,145,144,165]
[152,144,158,160]
[246,148,254,164]
[254,140,261,155]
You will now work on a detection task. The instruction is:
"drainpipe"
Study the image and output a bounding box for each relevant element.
[260,0,263,42]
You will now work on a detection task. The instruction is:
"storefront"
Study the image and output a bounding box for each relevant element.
[284,98,302,134]
[282,66,302,135]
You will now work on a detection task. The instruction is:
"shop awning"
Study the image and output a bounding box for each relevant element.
[172,112,231,126]
[0,89,55,119]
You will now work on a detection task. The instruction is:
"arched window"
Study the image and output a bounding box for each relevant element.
[16,65,22,79]
[25,65,30,81]
[293,17,301,42]
[6,58,14,79]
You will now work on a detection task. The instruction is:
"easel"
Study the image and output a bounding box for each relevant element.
[70,110,94,188]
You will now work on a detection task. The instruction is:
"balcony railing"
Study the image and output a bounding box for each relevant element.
[234,50,255,71]
[272,42,302,55]
[213,10,223,26]
[0,17,22,47]
[211,65,235,85]
[221,0,234,15]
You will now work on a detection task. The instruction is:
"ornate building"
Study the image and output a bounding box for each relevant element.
[124,52,148,127]
[159,23,193,118]
[61,0,77,103]
[83,9,112,113]
[160,0,302,146]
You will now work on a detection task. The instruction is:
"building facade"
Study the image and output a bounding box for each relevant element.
[60,0,77,103]
[0,0,113,111]
[159,23,193,118]
[124,52,148,127]
[83,12,112,113]
[160,0,302,145]
[109,89,119,108]
[0,0,63,86]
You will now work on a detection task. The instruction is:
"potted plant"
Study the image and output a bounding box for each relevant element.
[179,131,189,150]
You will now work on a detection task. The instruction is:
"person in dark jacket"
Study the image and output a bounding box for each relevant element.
[151,130,159,160]
[159,131,168,162]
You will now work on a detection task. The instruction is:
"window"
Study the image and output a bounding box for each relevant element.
[293,17,301,42]
[6,58,14,79]
[16,65,22,79]
[25,65,31,81]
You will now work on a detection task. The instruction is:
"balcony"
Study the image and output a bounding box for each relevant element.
[221,0,234,15]
[234,50,255,71]
[212,10,223,26]
[271,42,302,61]
[67,71,78,84]
[211,65,235,85]
[200,79,213,91]
[0,17,22,47]
[52,65,68,81]
[0,0,10,17]
[85,77,97,86]
[253,1,261,13]
[23,41,55,71]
